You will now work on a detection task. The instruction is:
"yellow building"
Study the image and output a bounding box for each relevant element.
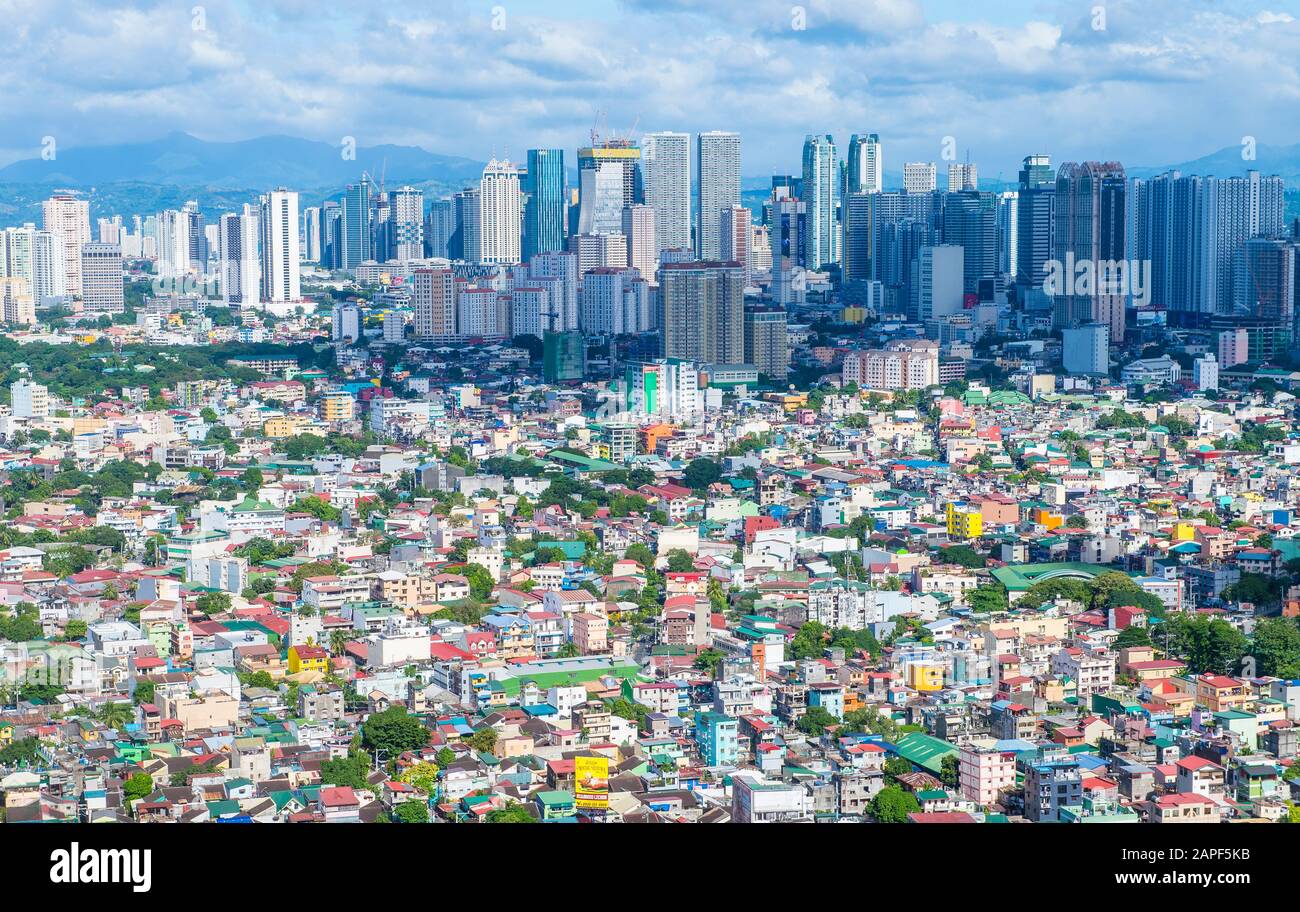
[263,415,312,439]
[287,644,331,675]
[1172,521,1196,542]
[946,503,983,540]
[320,391,356,423]
[907,662,943,692]
[1033,508,1063,531]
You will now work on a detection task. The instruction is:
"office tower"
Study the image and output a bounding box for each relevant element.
[903,162,937,193]
[641,132,691,254]
[0,278,35,326]
[543,330,586,382]
[770,192,807,306]
[1062,323,1110,376]
[426,198,455,260]
[801,134,837,270]
[659,261,745,363]
[841,193,875,284]
[581,267,652,335]
[457,285,508,339]
[341,175,373,270]
[260,189,301,303]
[947,162,978,192]
[570,233,627,275]
[1053,161,1127,341]
[79,243,124,314]
[916,245,964,323]
[371,190,392,260]
[1016,154,1055,290]
[622,205,657,280]
[453,188,481,262]
[750,225,772,274]
[941,191,999,295]
[523,149,565,261]
[320,202,341,269]
[156,208,192,279]
[1215,171,1286,313]
[696,131,742,260]
[412,268,458,340]
[744,307,788,379]
[42,194,90,297]
[303,207,322,263]
[526,251,580,331]
[184,203,208,271]
[218,210,260,306]
[719,205,752,287]
[1193,354,1219,391]
[847,133,883,195]
[1233,237,1294,357]
[11,378,49,419]
[333,301,361,342]
[996,191,1018,278]
[577,161,625,237]
[478,159,522,266]
[390,187,424,263]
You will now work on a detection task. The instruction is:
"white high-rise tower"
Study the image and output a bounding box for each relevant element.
[695,132,741,260]
[259,189,301,303]
[479,159,522,266]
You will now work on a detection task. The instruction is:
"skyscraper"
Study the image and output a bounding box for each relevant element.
[1053,161,1127,341]
[523,149,565,261]
[903,162,937,194]
[947,162,978,192]
[801,134,838,271]
[219,209,260,306]
[42,195,89,297]
[412,267,459,340]
[720,205,753,288]
[390,186,424,263]
[622,204,657,280]
[941,191,999,295]
[155,208,192,279]
[260,189,301,303]
[846,134,883,195]
[341,176,373,270]
[426,198,455,260]
[578,140,641,238]
[303,207,322,263]
[996,191,1018,279]
[1016,154,1055,290]
[479,159,522,266]
[695,132,742,260]
[659,261,745,364]
[641,132,691,254]
[79,243,124,314]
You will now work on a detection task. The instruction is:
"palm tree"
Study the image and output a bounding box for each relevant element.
[330,629,349,657]
[98,701,134,730]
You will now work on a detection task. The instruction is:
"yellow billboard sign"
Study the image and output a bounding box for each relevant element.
[574,755,610,809]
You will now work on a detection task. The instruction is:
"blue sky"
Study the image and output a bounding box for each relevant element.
[2,0,1298,177]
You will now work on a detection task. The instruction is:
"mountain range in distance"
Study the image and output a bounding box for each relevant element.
[1,132,1299,225]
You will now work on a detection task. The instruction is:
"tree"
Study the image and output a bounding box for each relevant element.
[869,785,920,823]
[195,592,232,616]
[939,754,960,788]
[320,753,370,790]
[939,545,986,568]
[694,648,723,676]
[485,802,534,823]
[123,772,154,806]
[241,467,264,491]
[361,706,430,757]
[98,701,134,729]
[665,549,695,573]
[1065,515,1088,529]
[796,706,837,736]
[465,726,498,755]
[462,563,495,601]
[967,584,1007,614]
[624,543,655,569]
[1114,625,1152,648]
[393,800,429,823]
[682,458,722,492]
[133,680,156,706]
[1253,617,1300,678]
[789,621,828,660]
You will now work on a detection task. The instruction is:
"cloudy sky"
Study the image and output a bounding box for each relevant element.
[2,0,1298,177]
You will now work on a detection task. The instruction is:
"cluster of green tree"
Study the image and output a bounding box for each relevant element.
[1095,409,1147,430]
[361,706,431,758]
[0,603,43,642]
[0,736,41,768]
[1014,571,1166,617]
[234,537,297,566]
[279,431,380,461]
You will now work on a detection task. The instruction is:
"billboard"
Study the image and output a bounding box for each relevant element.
[574,755,610,809]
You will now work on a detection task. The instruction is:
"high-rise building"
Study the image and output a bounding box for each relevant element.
[903,162,937,194]
[1233,237,1294,357]
[457,285,508,339]
[947,162,978,192]
[156,208,192,279]
[525,252,580,331]
[42,194,90,297]
[1,225,65,306]
[333,301,361,342]
[916,245,964,323]
[941,191,999,295]
[218,210,260,306]
[523,149,566,261]
[303,207,322,263]
[996,191,1018,279]
[841,192,875,284]
[720,206,753,288]
[543,330,586,382]
[1016,154,1054,290]
[622,205,657,281]
[479,159,522,266]
[695,132,742,260]
[744,307,788,379]
[1053,161,1127,341]
[412,268,458,340]
[1218,328,1249,368]
[570,233,627,275]
[1062,322,1110,376]
[640,132,691,254]
[260,189,301,303]
[1193,354,1219,391]
[801,134,838,270]
[426,198,455,260]
[770,191,807,306]
[846,134,883,195]
[79,243,123,314]
[580,267,652,336]
[659,261,745,364]
[341,176,373,270]
[390,187,424,263]
[454,188,481,263]
[0,278,35,326]
[11,378,49,419]
[578,140,641,238]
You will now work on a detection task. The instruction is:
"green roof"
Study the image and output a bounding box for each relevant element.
[990,561,1116,593]
[891,732,958,774]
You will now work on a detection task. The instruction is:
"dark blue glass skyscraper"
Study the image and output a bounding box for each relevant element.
[524,149,565,261]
